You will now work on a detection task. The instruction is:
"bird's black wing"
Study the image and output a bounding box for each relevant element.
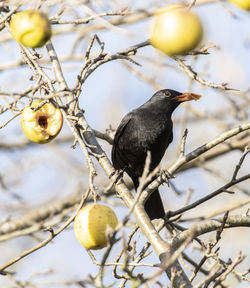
[112,114,132,170]
[112,113,144,178]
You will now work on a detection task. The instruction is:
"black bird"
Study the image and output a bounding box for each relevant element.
[111,89,201,220]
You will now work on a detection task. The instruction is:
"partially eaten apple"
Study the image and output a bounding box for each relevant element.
[74,204,118,250]
[21,100,63,144]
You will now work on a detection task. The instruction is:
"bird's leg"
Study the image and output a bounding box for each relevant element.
[160,169,174,186]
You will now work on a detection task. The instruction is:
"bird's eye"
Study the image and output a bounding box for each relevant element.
[164,91,171,97]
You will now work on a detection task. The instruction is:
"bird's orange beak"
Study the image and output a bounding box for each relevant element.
[174,92,201,102]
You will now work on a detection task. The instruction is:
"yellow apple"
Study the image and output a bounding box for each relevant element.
[10,10,52,48]
[21,100,63,144]
[150,6,203,56]
[74,204,118,250]
[227,0,250,10]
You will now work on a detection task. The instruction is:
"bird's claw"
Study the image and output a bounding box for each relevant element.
[110,169,124,185]
[160,169,173,186]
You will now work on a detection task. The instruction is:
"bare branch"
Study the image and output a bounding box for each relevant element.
[0,192,88,273]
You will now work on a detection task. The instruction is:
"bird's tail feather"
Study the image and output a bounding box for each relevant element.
[144,189,165,220]
[132,177,165,220]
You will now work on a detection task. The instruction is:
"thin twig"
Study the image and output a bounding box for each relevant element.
[0,192,88,273]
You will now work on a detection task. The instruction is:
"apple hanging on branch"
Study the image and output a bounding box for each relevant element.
[74,204,118,250]
[10,10,52,48]
[21,100,63,144]
[150,5,203,56]
[227,0,250,11]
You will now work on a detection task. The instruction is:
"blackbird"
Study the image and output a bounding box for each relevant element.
[111,89,201,220]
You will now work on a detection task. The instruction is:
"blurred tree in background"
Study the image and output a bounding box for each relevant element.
[0,0,249,287]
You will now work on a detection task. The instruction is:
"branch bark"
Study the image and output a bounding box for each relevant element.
[171,215,250,250]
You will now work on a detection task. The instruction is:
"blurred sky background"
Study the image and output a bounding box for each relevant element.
[0,0,249,287]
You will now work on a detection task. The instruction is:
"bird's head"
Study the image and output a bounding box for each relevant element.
[152,89,201,112]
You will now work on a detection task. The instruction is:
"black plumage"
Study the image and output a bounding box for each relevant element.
[112,89,201,220]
